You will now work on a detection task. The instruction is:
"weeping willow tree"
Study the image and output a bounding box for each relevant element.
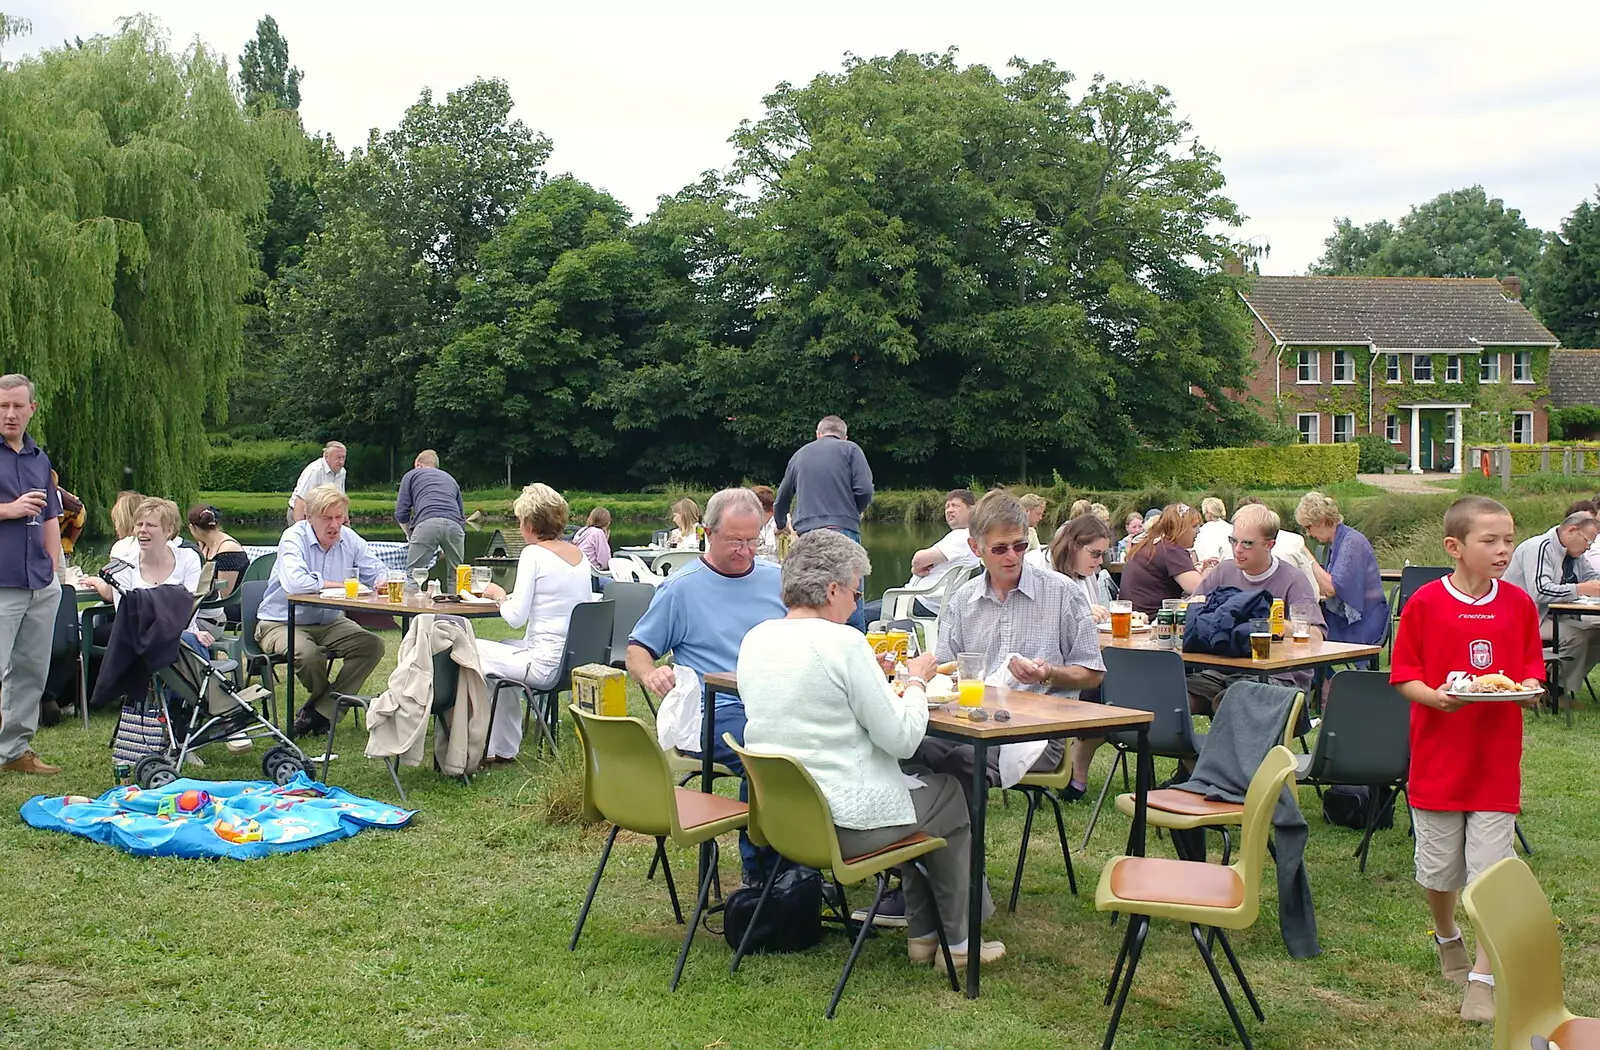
[0,14,300,521]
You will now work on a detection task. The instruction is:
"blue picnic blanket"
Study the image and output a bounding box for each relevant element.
[20,773,415,859]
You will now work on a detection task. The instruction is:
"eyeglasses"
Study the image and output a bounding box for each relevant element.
[985,541,1030,556]
[1227,536,1258,550]
[1085,548,1110,560]
[715,535,758,551]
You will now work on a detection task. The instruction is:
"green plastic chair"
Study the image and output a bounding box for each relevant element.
[241,552,277,584]
[726,734,961,1019]
[569,707,748,991]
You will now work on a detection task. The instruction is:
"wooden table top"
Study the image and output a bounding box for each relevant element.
[286,591,504,617]
[926,687,1152,741]
[1099,632,1381,672]
[1549,601,1600,615]
[699,673,1150,741]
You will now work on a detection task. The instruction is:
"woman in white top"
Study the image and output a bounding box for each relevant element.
[1049,514,1115,798]
[85,497,210,645]
[739,529,1003,968]
[665,496,702,550]
[1192,496,1232,569]
[479,483,597,762]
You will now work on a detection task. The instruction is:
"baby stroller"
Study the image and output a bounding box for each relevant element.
[99,561,310,790]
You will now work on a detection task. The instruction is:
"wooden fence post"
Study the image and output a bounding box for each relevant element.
[1501,447,1511,490]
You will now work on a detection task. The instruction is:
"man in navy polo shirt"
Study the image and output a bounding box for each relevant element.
[0,374,64,775]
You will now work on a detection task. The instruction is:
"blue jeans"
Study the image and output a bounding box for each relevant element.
[682,698,777,882]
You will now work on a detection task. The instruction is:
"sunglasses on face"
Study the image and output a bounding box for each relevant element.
[1085,547,1110,559]
[985,541,1030,556]
[1228,536,1258,550]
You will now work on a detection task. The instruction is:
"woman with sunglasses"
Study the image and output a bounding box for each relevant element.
[1049,514,1117,798]
[1117,503,1203,616]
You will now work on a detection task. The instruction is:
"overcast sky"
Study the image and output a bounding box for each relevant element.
[11,1,1600,273]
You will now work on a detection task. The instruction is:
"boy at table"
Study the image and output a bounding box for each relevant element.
[1186,502,1325,716]
[1390,495,1543,1025]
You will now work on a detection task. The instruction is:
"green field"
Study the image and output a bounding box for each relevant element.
[4,613,1599,1048]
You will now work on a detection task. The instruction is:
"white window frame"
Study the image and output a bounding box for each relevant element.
[1512,411,1534,444]
[1332,413,1355,443]
[1385,413,1399,443]
[1297,413,1320,445]
[1412,355,1433,383]
[1445,355,1461,382]
[1385,353,1401,383]
[1480,353,1501,383]
[1331,350,1354,384]
[1513,351,1533,383]
[1296,350,1320,384]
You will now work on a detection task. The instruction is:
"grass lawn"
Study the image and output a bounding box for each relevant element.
[4,623,1599,1048]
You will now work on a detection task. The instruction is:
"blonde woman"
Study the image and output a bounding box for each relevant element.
[107,490,147,563]
[1193,497,1231,568]
[1067,498,1092,521]
[479,484,598,762]
[666,497,702,549]
[1019,493,1048,550]
[1117,503,1203,615]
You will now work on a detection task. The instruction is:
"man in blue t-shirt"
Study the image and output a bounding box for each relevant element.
[627,487,785,884]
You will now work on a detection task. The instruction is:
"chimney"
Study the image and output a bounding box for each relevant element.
[1222,254,1246,276]
[1501,275,1522,301]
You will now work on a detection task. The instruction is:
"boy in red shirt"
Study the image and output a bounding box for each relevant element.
[1390,495,1544,1024]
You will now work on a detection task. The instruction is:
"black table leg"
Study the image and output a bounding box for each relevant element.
[965,738,988,999]
[285,601,296,734]
[697,680,719,891]
[1126,725,1151,858]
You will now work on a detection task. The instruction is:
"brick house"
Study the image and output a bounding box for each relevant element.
[1237,276,1559,473]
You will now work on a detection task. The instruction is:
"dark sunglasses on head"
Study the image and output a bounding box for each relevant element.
[986,541,1030,556]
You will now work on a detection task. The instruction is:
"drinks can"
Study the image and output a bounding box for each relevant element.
[1155,609,1175,648]
[456,563,472,595]
[1269,598,1285,640]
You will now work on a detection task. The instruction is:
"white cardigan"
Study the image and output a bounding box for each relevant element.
[738,617,927,830]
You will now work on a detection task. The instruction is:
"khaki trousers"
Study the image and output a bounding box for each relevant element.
[254,616,384,719]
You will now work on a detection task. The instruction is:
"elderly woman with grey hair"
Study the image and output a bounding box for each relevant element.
[738,529,1004,968]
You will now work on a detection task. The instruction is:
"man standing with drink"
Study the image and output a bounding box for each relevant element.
[0,373,65,776]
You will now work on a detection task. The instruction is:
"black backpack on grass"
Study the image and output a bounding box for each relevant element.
[721,866,824,954]
[1321,784,1395,831]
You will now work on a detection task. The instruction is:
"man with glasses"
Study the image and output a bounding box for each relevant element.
[626,487,785,886]
[1502,510,1600,702]
[1187,503,1325,715]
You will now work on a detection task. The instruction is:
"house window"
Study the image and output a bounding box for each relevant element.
[1332,414,1355,443]
[1480,353,1501,383]
[1385,413,1399,443]
[1413,355,1433,382]
[1512,412,1534,444]
[1331,350,1354,383]
[1297,413,1320,445]
[1513,351,1532,383]
[1296,350,1320,383]
[1445,355,1461,382]
[1385,354,1400,382]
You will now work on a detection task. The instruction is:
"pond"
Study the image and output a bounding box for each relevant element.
[72,521,953,602]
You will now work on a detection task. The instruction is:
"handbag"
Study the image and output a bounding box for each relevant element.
[721,864,824,954]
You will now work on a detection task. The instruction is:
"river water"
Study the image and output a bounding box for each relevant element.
[75,521,950,602]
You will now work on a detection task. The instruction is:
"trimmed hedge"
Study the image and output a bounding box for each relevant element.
[202,440,390,492]
[1133,444,1359,488]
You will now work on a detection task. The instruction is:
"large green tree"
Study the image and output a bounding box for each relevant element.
[696,52,1255,484]
[269,78,550,449]
[1311,186,1544,294]
[1534,192,1600,347]
[0,15,292,514]
[238,14,300,111]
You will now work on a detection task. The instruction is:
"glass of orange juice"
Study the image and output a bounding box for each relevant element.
[343,576,360,599]
[957,652,986,708]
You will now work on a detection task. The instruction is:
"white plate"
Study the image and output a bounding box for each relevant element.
[319,587,373,598]
[1097,623,1153,634]
[1445,688,1542,702]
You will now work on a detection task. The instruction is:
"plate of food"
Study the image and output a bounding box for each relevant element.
[921,674,956,705]
[1097,611,1152,633]
[1444,673,1542,702]
[319,585,373,598]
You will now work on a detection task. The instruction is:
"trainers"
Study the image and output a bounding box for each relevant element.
[851,887,907,928]
[1460,979,1494,1023]
[1435,933,1471,985]
[0,751,61,776]
[226,732,253,754]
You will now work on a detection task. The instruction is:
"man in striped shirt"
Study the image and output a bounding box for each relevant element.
[1503,511,1600,699]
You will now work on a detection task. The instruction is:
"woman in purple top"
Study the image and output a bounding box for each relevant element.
[1116,504,1203,616]
[573,506,611,570]
[1296,492,1386,645]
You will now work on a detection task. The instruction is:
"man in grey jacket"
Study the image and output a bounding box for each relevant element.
[1503,511,1600,698]
[773,415,874,628]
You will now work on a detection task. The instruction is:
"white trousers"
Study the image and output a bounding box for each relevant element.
[476,639,561,760]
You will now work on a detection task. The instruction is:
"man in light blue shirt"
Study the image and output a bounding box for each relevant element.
[626,487,785,884]
[255,484,387,738]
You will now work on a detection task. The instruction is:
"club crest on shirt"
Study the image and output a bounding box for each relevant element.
[1470,639,1493,669]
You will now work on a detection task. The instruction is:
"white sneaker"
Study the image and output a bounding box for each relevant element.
[182,752,205,769]
[226,732,253,754]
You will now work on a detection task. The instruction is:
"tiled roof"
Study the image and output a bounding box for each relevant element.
[1239,276,1558,349]
[1549,350,1600,409]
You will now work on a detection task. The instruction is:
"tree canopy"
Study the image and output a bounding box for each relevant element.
[1535,192,1600,348]
[0,15,295,511]
[1310,186,1544,293]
